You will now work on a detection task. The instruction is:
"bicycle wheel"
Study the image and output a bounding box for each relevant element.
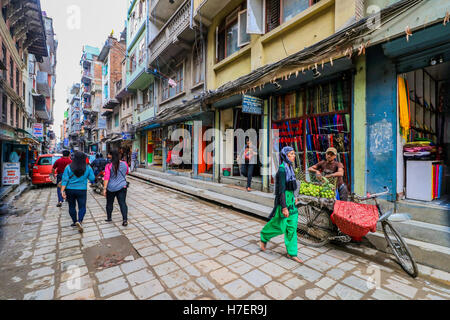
[297,206,332,247]
[382,221,418,278]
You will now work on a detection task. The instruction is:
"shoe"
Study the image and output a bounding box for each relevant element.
[70,223,76,227]
[56,202,62,207]
[75,222,83,233]
[122,220,128,226]
[246,187,252,192]
[105,219,112,222]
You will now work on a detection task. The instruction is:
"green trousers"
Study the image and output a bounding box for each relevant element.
[260,191,298,257]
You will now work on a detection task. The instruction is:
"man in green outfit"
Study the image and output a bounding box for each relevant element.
[260,146,303,263]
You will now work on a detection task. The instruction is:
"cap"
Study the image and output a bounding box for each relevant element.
[326,147,337,156]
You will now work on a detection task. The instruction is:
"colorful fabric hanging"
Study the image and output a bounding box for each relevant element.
[398,76,410,141]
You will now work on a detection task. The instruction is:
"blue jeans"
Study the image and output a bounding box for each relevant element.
[56,173,63,203]
[66,189,87,223]
[240,164,256,188]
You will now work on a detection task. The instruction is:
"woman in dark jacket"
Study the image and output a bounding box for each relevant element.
[260,146,303,263]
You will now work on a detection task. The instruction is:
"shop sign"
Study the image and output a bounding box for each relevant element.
[33,123,44,137]
[2,162,20,185]
[122,132,135,140]
[242,95,263,114]
[98,117,107,129]
[63,138,69,147]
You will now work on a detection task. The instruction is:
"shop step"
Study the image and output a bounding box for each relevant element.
[365,231,450,274]
[131,170,273,219]
[396,200,450,227]
[134,168,275,207]
[376,220,450,248]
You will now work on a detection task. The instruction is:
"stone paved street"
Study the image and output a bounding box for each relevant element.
[0,177,449,300]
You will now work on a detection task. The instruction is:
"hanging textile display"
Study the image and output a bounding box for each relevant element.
[398,76,411,141]
[272,75,352,188]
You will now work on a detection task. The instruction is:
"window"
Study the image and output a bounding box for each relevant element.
[2,44,6,79]
[10,58,13,87]
[38,157,52,165]
[114,113,119,127]
[266,0,319,33]
[22,116,25,129]
[238,10,250,46]
[161,64,184,101]
[216,4,250,62]
[16,108,19,127]
[16,67,19,95]
[129,51,136,74]
[10,101,13,125]
[138,39,146,65]
[1,95,5,123]
[148,83,154,106]
[193,41,204,85]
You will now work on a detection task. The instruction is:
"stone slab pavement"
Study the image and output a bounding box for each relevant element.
[0,177,449,300]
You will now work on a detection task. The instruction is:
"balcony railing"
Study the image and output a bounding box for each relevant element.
[148,0,191,65]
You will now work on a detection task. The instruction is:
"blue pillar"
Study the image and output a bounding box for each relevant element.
[366,46,397,201]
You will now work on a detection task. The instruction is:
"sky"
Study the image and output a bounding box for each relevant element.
[40,0,128,140]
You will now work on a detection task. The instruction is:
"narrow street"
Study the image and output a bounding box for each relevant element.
[0,177,449,300]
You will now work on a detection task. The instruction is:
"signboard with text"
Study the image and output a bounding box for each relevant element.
[33,123,43,137]
[2,162,20,185]
[242,95,263,114]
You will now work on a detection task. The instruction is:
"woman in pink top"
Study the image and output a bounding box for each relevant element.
[103,150,129,226]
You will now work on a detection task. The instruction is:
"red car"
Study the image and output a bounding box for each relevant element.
[32,154,62,185]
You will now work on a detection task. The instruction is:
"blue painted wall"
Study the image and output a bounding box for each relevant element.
[366,45,397,200]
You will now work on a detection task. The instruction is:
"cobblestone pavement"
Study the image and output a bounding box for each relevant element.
[0,177,449,300]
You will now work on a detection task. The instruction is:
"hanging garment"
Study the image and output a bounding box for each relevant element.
[398,76,410,141]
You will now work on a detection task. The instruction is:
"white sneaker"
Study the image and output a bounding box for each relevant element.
[75,222,84,233]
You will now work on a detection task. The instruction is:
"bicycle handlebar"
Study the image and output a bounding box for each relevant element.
[352,188,390,201]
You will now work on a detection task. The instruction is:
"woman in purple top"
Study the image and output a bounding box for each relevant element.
[103,150,129,226]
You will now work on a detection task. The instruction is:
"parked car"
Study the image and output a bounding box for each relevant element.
[32,154,62,185]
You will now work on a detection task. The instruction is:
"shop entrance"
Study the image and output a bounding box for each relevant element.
[233,108,262,178]
[398,61,450,205]
[271,73,352,190]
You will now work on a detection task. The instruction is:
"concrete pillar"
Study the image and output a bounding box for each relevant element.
[262,99,269,192]
[214,109,220,182]
[353,55,367,196]
[193,121,201,177]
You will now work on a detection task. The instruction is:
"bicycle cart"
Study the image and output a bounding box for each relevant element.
[294,170,418,278]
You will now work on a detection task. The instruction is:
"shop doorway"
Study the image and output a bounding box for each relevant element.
[233,108,262,178]
[399,61,450,205]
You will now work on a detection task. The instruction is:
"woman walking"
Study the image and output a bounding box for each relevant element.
[103,150,129,226]
[61,151,96,233]
[260,146,303,263]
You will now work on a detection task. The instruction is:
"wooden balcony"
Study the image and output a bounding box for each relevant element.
[148,0,194,66]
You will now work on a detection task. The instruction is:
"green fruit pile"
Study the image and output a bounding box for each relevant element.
[299,182,335,199]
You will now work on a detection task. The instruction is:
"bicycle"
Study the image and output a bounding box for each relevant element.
[295,188,419,278]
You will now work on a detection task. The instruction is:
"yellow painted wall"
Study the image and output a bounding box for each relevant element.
[262,6,335,65]
[206,0,357,91]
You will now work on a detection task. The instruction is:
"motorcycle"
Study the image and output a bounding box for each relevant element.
[91,171,105,194]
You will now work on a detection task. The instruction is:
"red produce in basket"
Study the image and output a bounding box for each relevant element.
[331,201,379,242]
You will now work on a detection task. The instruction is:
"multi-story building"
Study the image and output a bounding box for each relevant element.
[125,0,153,165]
[133,0,208,172]
[68,83,81,150]
[98,33,126,153]
[0,0,48,185]
[79,45,102,153]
